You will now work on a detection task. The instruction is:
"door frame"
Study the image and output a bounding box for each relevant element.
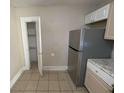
[20,16,42,75]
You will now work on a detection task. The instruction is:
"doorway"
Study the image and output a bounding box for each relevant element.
[27,22,38,69]
[20,17,43,76]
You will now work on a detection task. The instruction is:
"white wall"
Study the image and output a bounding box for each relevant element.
[10,6,24,80]
[15,6,85,67]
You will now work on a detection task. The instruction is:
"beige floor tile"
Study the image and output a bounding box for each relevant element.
[25,81,38,91]
[31,69,39,73]
[61,91,73,93]
[68,81,82,91]
[19,73,31,81]
[82,87,89,93]
[39,72,48,81]
[31,62,38,67]
[66,74,72,81]
[37,91,49,93]
[49,72,58,81]
[49,81,60,91]
[12,81,28,90]
[23,70,32,74]
[30,73,40,80]
[58,72,69,81]
[59,81,72,91]
[30,63,39,72]
[37,81,49,91]
[31,67,37,70]
[31,66,37,69]
[49,91,60,93]
[73,91,83,93]
[23,91,36,93]
[49,75,58,81]
[43,71,49,74]
[76,87,84,91]
[10,90,23,93]
[49,71,58,74]
[67,80,76,90]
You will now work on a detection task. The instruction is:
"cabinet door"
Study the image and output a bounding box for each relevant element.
[85,14,92,24]
[85,14,89,24]
[90,12,96,22]
[85,68,112,93]
[104,1,114,40]
[95,4,110,22]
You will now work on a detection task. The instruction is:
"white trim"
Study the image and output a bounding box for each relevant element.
[20,17,31,70]
[10,66,26,88]
[20,16,43,75]
[43,66,68,71]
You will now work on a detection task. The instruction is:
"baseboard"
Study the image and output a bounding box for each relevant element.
[10,66,26,89]
[43,66,68,71]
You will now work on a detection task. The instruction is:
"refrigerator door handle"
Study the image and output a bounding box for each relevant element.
[69,46,82,52]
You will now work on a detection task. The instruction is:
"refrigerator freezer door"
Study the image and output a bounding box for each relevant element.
[69,30,85,51]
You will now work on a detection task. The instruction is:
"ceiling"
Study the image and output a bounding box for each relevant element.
[11,0,112,8]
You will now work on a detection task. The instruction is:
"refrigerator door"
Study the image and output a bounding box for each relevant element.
[79,28,113,85]
[68,47,83,86]
[69,29,85,51]
[83,29,113,58]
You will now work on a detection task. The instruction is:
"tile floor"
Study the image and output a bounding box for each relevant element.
[11,63,88,93]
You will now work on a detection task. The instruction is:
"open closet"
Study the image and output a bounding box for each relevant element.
[27,22,38,68]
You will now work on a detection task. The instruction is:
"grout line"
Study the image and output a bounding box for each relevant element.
[48,70,50,93]
[57,71,61,93]
[35,76,40,93]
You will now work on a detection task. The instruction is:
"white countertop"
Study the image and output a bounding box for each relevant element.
[87,59,114,88]
[88,59,114,77]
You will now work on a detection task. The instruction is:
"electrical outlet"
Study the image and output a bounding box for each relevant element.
[51,53,55,56]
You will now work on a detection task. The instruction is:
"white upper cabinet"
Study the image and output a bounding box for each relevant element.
[85,14,91,24]
[85,4,110,24]
[95,4,110,22]
[85,12,96,24]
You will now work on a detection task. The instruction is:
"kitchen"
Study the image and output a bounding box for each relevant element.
[68,1,114,93]
[85,2,114,93]
[10,0,114,93]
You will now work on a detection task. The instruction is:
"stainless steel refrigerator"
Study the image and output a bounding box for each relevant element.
[68,28,113,86]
